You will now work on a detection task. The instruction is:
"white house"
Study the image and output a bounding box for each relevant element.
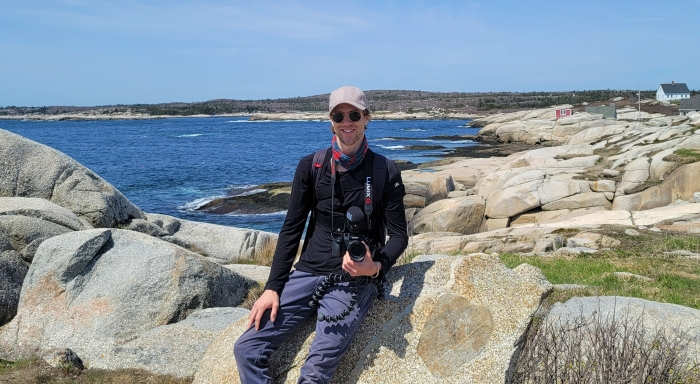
[656,81,691,101]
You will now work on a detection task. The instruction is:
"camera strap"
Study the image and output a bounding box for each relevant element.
[364,173,373,231]
[330,157,336,234]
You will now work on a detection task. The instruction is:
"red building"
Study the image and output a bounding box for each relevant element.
[555,109,573,119]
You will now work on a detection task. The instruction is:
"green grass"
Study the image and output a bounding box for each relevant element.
[499,230,700,309]
[0,357,39,375]
[663,148,700,166]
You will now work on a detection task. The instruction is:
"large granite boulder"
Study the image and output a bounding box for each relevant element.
[424,175,454,206]
[408,195,485,235]
[0,197,91,232]
[0,228,254,366]
[98,307,250,378]
[616,157,650,195]
[193,254,552,384]
[408,227,558,256]
[484,180,542,219]
[0,250,28,325]
[145,213,278,263]
[612,162,700,211]
[0,129,146,227]
[0,215,71,325]
[0,215,74,263]
[483,177,584,219]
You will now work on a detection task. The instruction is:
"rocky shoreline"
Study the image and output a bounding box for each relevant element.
[0,110,479,122]
[3,101,700,383]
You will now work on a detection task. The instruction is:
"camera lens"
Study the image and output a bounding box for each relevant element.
[347,240,366,262]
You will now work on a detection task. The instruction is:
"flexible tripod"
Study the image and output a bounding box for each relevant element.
[308,273,386,323]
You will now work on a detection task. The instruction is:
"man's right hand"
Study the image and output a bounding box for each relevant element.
[247,289,280,331]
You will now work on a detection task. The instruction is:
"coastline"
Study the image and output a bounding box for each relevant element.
[0,110,481,122]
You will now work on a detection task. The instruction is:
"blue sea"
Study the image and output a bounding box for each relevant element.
[1,117,477,233]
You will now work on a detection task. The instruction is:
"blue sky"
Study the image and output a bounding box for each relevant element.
[2,0,699,106]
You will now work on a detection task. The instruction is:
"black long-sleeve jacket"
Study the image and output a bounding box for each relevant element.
[264,148,408,294]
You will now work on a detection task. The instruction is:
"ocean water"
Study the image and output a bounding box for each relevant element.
[1,117,477,233]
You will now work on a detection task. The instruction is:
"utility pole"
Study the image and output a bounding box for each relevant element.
[638,87,641,121]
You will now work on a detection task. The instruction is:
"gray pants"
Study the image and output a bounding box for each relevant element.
[233,270,376,384]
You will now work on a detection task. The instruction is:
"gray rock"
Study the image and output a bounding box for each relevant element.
[589,180,616,193]
[0,197,91,231]
[447,190,472,198]
[163,218,278,263]
[0,250,28,325]
[42,348,84,371]
[616,157,650,195]
[481,218,510,232]
[553,247,598,256]
[122,218,170,237]
[193,254,553,384]
[146,213,181,235]
[100,307,249,378]
[139,213,278,263]
[0,129,146,227]
[616,163,700,210]
[625,228,640,236]
[542,192,612,211]
[0,215,73,262]
[533,234,564,253]
[484,180,541,219]
[612,272,652,282]
[0,228,254,363]
[0,232,11,253]
[664,250,700,259]
[425,175,455,206]
[602,169,620,178]
[409,195,485,235]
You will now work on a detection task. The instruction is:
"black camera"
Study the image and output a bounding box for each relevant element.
[331,206,371,262]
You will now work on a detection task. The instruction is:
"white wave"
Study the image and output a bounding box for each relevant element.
[225,210,288,217]
[417,139,435,142]
[402,128,426,132]
[234,188,267,197]
[178,190,271,211]
[177,133,204,137]
[374,137,396,141]
[377,144,405,150]
[179,196,220,211]
[225,184,258,190]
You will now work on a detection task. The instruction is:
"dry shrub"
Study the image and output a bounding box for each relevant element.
[241,282,265,310]
[252,239,277,267]
[510,305,700,383]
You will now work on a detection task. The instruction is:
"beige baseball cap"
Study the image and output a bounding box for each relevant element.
[328,86,367,113]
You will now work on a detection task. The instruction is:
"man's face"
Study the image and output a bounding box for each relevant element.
[330,103,368,149]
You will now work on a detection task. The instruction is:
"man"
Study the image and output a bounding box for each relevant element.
[234,86,408,383]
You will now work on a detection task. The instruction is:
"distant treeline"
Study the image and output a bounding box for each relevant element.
[2,89,693,116]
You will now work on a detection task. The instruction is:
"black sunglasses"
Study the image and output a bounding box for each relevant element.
[331,110,363,123]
